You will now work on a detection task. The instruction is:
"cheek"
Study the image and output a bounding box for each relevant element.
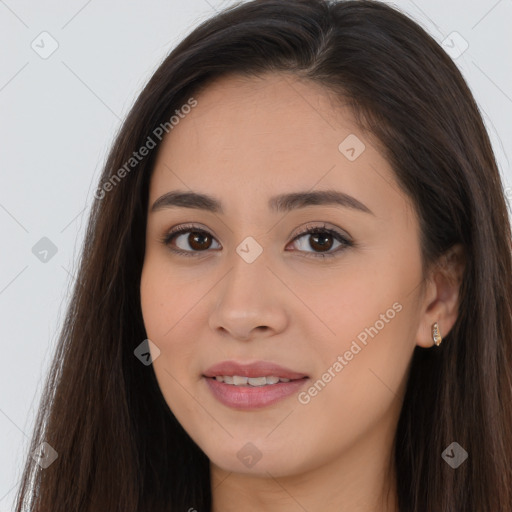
[140,261,183,387]
[292,284,416,461]
[140,263,200,420]
[291,264,408,346]
[140,255,206,380]
[140,254,190,340]
[295,253,420,398]
[140,275,169,341]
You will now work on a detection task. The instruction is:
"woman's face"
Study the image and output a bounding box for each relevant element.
[140,73,430,480]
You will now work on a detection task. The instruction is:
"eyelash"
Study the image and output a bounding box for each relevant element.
[159,222,353,259]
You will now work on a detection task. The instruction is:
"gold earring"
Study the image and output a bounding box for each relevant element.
[432,322,442,346]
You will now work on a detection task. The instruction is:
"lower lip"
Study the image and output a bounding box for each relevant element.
[204,377,309,410]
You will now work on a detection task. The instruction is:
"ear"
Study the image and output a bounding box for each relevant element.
[415,243,466,348]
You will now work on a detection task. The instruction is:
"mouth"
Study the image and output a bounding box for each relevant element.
[202,360,310,410]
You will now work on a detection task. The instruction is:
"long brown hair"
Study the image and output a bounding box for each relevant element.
[14,1,512,510]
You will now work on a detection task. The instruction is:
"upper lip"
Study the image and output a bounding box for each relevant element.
[203,361,308,380]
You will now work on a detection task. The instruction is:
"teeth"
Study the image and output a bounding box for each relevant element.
[213,375,293,386]
[247,377,268,386]
[233,375,248,385]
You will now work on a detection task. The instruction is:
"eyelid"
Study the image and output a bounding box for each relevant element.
[291,221,352,242]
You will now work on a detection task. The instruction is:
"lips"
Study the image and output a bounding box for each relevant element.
[204,376,309,409]
[203,360,308,380]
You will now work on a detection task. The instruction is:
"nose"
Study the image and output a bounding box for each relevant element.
[208,247,289,341]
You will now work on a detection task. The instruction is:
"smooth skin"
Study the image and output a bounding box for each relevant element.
[140,72,464,512]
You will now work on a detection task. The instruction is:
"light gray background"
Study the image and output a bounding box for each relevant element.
[0,0,510,508]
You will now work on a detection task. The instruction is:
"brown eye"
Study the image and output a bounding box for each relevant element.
[187,231,213,250]
[307,232,335,252]
[288,224,352,258]
[165,228,221,254]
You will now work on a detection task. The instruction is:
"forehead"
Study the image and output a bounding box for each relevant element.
[148,72,405,219]
[160,72,357,165]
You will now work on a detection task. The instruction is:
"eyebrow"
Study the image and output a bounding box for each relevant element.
[150,189,374,215]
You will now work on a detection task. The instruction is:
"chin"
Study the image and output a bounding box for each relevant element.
[204,437,310,478]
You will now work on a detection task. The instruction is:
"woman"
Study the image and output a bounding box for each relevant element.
[14,0,512,510]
